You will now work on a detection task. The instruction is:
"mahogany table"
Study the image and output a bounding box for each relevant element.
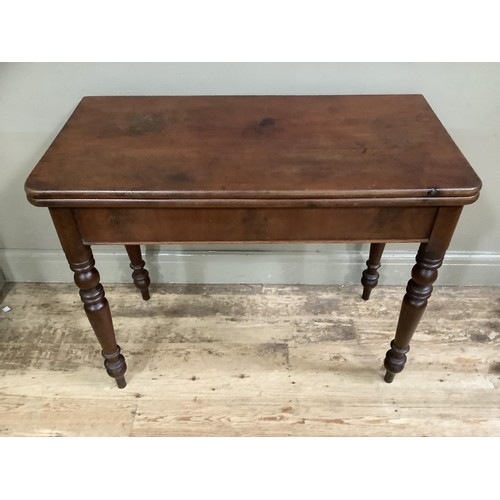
[25,95,482,388]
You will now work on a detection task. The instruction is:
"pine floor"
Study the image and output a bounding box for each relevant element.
[0,282,499,436]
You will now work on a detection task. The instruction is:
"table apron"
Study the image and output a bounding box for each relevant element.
[73,206,438,244]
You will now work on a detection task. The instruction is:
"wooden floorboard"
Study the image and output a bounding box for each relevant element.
[0,283,499,436]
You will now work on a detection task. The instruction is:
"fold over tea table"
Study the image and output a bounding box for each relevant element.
[25,95,482,388]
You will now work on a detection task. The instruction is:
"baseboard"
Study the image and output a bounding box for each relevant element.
[0,266,5,290]
[1,247,499,286]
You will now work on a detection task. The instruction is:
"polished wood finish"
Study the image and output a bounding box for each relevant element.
[74,207,437,244]
[25,95,480,208]
[361,243,386,300]
[24,95,482,388]
[125,245,150,301]
[384,207,463,382]
[49,208,127,388]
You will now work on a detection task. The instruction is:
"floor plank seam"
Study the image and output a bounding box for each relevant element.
[1,283,500,436]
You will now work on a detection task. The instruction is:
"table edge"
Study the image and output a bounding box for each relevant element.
[25,193,480,208]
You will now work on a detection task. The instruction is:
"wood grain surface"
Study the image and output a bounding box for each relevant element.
[25,95,481,207]
[1,283,499,436]
[74,206,437,244]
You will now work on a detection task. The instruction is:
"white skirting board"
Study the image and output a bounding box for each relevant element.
[1,248,499,286]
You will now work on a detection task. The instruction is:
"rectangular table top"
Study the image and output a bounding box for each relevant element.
[25,95,481,208]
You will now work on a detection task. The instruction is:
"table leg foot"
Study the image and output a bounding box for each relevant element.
[103,345,127,388]
[361,243,386,301]
[125,245,151,301]
[115,375,127,389]
[383,340,410,381]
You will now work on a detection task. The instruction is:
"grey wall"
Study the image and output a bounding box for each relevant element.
[1,63,499,285]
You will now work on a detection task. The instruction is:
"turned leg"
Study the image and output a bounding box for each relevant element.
[125,245,151,301]
[383,243,443,382]
[50,209,127,388]
[383,207,462,383]
[361,243,386,300]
